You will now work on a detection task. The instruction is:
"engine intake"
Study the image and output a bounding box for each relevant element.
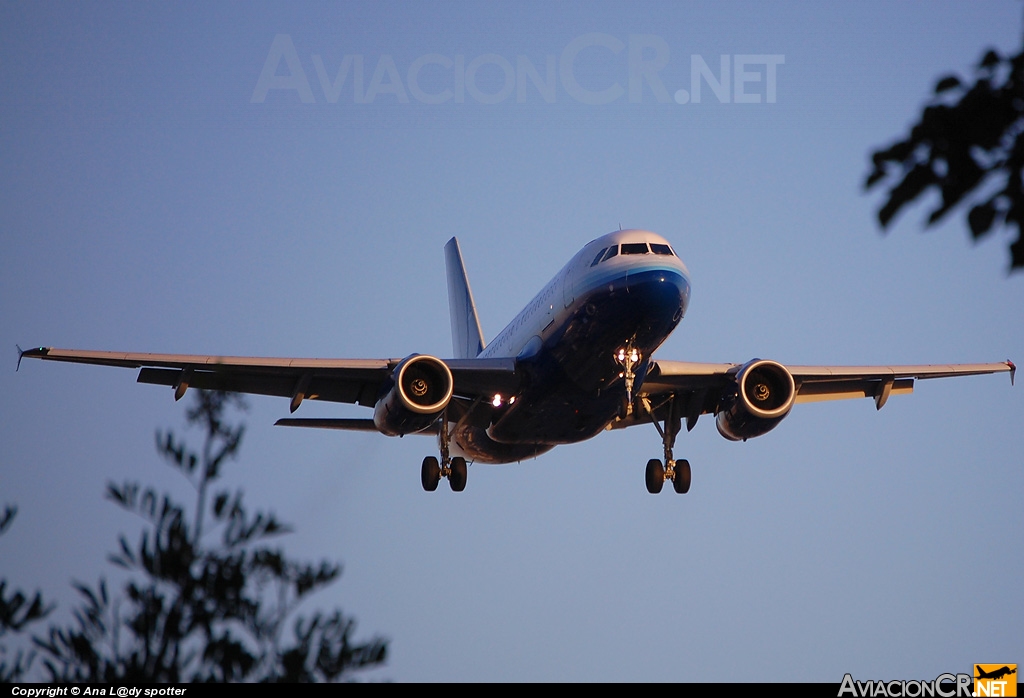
[716,359,796,441]
[373,354,454,436]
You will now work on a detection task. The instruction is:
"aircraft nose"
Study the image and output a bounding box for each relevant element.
[625,266,690,318]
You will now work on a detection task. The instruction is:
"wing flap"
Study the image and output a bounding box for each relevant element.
[795,378,914,404]
[641,360,737,393]
[22,347,521,408]
[445,357,519,395]
[787,363,1014,381]
[136,367,381,406]
[643,359,1013,412]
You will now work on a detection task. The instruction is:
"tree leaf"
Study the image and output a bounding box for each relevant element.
[935,75,961,94]
[866,43,1024,273]
[968,201,998,238]
[979,49,1001,69]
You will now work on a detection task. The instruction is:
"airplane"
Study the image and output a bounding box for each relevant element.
[975,666,1016,681]
[19,229,1015,495]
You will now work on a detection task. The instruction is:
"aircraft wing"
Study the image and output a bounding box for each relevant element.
[622,358,1015,430]
[17,347,519,413]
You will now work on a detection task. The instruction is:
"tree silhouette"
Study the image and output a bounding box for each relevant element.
[865,42,1024,272]
[33,391,387,682]
[0,506,54,682]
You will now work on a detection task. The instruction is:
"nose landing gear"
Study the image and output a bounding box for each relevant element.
[614,345,642,416]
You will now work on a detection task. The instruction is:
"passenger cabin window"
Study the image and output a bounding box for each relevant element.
[621,242,649,255]
[650,243,674,256]
[601,245,619,262]
[591,247,608,266]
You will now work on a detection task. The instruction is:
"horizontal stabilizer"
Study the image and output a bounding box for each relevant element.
[275,417,439,434]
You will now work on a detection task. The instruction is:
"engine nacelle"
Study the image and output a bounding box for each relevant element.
[716,359,796,441]
[373,354,454,436]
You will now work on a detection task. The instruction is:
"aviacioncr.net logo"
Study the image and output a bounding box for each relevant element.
[974,665,1017,697]
[251,33,784,106]
[838,673,972,698]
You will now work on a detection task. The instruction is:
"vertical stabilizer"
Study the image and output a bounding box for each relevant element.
[444,237,486,359]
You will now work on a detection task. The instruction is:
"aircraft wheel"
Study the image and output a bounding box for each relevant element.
[672,459,691,494]
[645,459,664,494]
[449,456,468,492]
[421,456,440,492]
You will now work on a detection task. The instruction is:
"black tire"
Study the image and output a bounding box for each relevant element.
[672,459,691,494]
[421,456,440,492]
[449,456,468,492]
[645,458,664,494]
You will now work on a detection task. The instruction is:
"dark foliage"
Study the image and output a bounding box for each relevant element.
[0,506,54,682]
[32,391,387,682]
[865,44,1024,272]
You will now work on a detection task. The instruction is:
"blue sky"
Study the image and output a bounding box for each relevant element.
[2,1,1022,682]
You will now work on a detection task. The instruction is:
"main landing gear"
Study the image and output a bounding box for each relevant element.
[421,411,468,492]
[645,457,690,494]
[641,396,691,495]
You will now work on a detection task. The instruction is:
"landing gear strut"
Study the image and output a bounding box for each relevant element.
[614,345,642,416]
[642,396,690,495]
[421,410,468,492]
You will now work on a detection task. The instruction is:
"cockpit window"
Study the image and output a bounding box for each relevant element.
[650,243,674,256]
[601,245,619,262]
[621,242,649,255]
[591,247,608,266]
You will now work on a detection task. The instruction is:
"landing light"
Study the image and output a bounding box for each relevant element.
[616,348,639,363]
[492,394,503,408]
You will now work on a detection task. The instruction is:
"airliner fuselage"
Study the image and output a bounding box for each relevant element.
[455,229,691,463]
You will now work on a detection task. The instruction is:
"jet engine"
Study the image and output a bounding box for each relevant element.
[373,354,454,436]
[716,359,796,441]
